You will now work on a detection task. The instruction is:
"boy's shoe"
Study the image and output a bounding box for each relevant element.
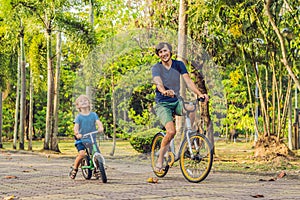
[69,167,78,179]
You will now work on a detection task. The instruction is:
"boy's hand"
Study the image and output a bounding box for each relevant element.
[75,134,82,139]
[98,127,104,133]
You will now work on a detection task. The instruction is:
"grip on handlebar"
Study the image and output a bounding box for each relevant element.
[198,97,205,102]
[74,135,79,141]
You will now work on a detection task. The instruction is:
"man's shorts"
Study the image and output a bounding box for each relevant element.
[154,99,183,126]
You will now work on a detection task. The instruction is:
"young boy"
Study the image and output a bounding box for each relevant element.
[69,95,104,179]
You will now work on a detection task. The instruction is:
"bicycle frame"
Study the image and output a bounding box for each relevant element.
[82,131,106,169]
[167,96,205,163]
[151,95,213,182]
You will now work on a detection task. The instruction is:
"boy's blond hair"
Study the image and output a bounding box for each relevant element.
[75,95,91,112]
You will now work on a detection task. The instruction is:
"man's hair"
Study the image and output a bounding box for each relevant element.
[155,42,172,56]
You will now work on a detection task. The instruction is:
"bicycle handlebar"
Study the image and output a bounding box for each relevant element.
[81,131,99,139]
[74,131,99,140]
[177,95,205,113]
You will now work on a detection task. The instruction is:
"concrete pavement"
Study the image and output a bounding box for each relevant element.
[1,150,299,200]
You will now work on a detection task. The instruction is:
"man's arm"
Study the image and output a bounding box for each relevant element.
[182,73,209,101]
[153,76,175,97]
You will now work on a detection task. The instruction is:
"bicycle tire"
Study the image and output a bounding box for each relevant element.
[179,133,213,183]
[81,155,92,179]
[94,156,107,183]
[150,132,169,178]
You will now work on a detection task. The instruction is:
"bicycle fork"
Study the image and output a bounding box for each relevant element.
[93,152,106,166]
[185,114,199,159]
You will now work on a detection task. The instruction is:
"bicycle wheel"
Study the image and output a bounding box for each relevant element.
[94,155,107,183]
[150,132,169,178]
[81,155,92,179]
[179,134,213,183]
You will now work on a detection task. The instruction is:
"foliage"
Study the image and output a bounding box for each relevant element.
[129,128,161,153]
[1,0,299,154]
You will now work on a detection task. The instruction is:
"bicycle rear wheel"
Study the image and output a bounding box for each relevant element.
[150,132,169,177]
[94,155,107,183]
[179,134,213,183]
[81,155,92,179]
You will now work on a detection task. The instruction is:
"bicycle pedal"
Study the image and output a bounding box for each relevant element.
[94,171,100,179]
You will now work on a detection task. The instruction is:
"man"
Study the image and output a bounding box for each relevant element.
[152,42,209,172]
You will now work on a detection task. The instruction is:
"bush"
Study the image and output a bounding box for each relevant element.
[130,128,162,153]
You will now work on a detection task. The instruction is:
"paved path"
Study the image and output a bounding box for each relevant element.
[0,150,299,200]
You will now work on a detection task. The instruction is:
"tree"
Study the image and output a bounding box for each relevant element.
[52,31,62,152]
[0,92,2,148]
[176,0,188,145]
[19,20,26,150]
[264,0,300,91]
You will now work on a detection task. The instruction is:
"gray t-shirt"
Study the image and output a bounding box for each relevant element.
[74,112,99,144]
[152,59,188,103]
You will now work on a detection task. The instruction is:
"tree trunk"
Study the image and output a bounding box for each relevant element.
[264,0,300,91]
[44,26,54,150]
[28,62,33,150]
[86,0,94,101]
[253,61,270,137]
[19,23,26,150]
[241,47,258,142]
[52,31,62,152]
[13,55,21,149]
[89,0,94,25]
[175,0,188,151]
[191,61,214,151]
[0,92,3,148]
[110,79,116,156]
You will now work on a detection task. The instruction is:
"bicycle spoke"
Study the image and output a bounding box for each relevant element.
[150,132,170,177]
[180,134,213,183]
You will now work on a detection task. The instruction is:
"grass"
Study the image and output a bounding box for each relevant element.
[213,139,300,174]
[2,138,300,174]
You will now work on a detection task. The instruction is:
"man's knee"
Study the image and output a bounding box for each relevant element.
[165,130,176,142]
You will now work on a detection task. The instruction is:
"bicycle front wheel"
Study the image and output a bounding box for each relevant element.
[94,155,107,183]
[81,155,92,179]
[150,132,169,178]
[179,134,213,183]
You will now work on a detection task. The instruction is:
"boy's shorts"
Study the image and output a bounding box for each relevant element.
[154,99,183,126]
[75,142,85,152]
[75,141,100,153]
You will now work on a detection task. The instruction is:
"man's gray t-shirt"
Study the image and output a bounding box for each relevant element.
[152,60,188,103]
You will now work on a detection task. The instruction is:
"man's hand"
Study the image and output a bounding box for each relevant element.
[162,90,175,97]
[199,94,209,103]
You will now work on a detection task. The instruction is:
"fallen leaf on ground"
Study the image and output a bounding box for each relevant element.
[147,177,158,183]
[4,175,17,179]
[3,195,15,200]
[277,171,286,178]
[258,178,275,181]
[250,194,264,198]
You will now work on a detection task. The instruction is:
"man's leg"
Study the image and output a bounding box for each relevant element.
[156,121,176,170]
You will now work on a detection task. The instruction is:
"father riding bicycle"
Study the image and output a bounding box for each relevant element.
[152,42,209,173]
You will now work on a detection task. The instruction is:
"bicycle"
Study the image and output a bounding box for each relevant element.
[150,96,213,183]
[79,131,107,183]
